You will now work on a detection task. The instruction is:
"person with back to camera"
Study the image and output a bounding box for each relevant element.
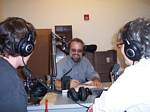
[55,38,101,90]
[0,17,36,112]
[88,18,150,112]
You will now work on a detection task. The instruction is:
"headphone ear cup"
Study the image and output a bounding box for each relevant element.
[124,39,143,61]
[78,87,88,101]
[85,87,92,95]
[17,33,34,57]
[67,88,79,102]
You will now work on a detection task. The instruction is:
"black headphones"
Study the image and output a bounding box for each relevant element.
[13,26,35,57]
[123,38,143,61]
[67,87,92,102]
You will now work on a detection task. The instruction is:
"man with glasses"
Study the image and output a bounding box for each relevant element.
[55,38,101,89]
[91,18,150,112]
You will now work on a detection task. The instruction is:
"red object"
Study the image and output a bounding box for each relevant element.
[45,99,48,112]
[87,105,93,112]
[84,14,90,21]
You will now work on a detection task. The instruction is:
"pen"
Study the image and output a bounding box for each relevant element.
[45,99,48,112]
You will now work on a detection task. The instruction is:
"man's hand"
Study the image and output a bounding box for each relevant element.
[70,80,80,88]
[88,79,101,87]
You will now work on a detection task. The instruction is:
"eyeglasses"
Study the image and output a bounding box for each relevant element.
[71,49,83,53]
[116,42,124,48]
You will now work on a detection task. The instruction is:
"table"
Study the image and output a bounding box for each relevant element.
[27,82,111,112]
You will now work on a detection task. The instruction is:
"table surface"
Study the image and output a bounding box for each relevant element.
[27,82,112,112]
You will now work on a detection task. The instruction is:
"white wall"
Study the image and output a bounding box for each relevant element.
[0,1,3,21]
[1,0,150,51]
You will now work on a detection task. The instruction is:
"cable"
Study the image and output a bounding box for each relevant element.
[62,67,72,77]
[22,57,33,100]
[22,57,26,66]
[73,100,89,109]
[22,57,32,78]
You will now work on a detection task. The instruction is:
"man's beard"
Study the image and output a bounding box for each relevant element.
[71,54,81,62]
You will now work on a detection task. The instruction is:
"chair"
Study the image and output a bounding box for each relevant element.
[85,50,117,82]
[94,50,117,82]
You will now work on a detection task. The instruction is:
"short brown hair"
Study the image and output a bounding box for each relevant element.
[68,38,85,49]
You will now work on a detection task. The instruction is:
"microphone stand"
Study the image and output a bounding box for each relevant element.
[50,32,66,92]
[26,75,32,100]
[22,64,33,103]
[50,32,57,91]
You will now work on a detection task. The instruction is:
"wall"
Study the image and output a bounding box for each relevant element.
[1,0,150,51]
[0,1,3,21]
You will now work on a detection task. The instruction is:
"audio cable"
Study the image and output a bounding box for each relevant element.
[73,100,90,109]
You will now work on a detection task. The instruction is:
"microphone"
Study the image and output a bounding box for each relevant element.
[23,65,32,78]
[22,63,49,91]
[61,36,67,51]
[111,64,121,82]
[31,78,50,98]
[22,63,51,98]
[52,32,68,53]
[36,79,51,91]
[61,67,73,90]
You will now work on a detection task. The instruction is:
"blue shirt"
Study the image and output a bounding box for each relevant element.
[0,57,27,112]
[56,56,100,83]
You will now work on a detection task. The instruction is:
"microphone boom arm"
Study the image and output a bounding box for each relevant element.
[50,32,58,91]
[50,32,68,91]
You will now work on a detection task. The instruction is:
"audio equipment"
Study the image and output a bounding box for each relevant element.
[22,63,49,98]
[61,36,68,51]
[1,18,35,57]
[61,76,71,90]
[111,64,121,82]
[123,38,143,61]
[30,79,49,98]
[22,57,49,98]
[61,64,79,90]
[22,64,32,78]
[67,87,92,102]
[15,31,34,57]
[61,67,73,90]
[55,32,69,54]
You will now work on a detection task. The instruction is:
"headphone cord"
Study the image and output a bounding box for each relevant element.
[22,57,26,65]
[73,100,90,109]
[22,57,32,78]
[133,61,135,65]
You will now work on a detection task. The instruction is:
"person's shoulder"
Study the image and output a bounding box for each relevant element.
[82,56,88,60]
[81,56,91,64]
[57,55,71,64]
[82,56,90,61]
[124,58,150,73]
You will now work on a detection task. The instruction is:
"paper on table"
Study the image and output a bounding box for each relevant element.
[40,92,58,105]
[74,81,101,91]
[75,81,112,91]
